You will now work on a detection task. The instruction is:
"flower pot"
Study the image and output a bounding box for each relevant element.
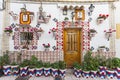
[52,32,57,40]
[99,66,107,79]
[28,68,35,77]
[43,68,51,77]
[90,71,97,78]
[115,67,120,80]
[11,65,19,76]
[20,66,28,77]
[106,70,115,79]
[44,48,49,52]
[51,68,59,77]
[73,69,82,78]
[59,69,66,78]
[3,65,11,76]
[35,68,43,77]
[82,71,90,78]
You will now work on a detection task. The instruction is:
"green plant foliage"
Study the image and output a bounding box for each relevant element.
[112,57,120,68]
[51,62,59,69]
[19,59,30,67]
[82,51,99,71]
[73,62,81,70]
[43,62,51,68]
[59,61,66,70]
[29,56,38,68]
[0,56,4,66]
[11,62,18,65]
[35,60,43,68]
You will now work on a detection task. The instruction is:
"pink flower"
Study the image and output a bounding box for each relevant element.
[104,30,106,32]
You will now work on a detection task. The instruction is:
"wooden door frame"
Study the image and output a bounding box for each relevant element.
[63,27,83,65]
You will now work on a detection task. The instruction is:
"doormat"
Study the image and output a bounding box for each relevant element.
[15,76,30,80]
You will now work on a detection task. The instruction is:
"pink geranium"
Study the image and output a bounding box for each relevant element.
[42,43,50,48]
[4,26,13,33]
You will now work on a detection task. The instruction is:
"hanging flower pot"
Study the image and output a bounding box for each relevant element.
[49,28,57,40]
[3,65,11,76]
[28,68,35,77]
[4,26,13,36]
[104,29,116,41]
[42,43,50,52]
[11,65,19,76]
[89,29,97,40]
[35,68,43,77]
[20,66,28,77]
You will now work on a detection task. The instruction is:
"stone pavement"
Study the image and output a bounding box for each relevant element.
[0,75,118,80]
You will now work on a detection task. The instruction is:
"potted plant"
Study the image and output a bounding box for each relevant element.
[49,28,57,40]
[90,56,99,78]
[19,59,30,76]
[28,56,38,77]
[64,17,69,21]
[97,55,107,79]
[11,62,19,76]
[82,51,93,78]
[4,26,13,36]
[73,62,82,78]
[106,58,115,79]
[58,61,66,78]
[51,62,59,77]
[89,29,97,40]
[111,57,120,79]
[43,62,51,77]
[98,46,106,52]
[35,60,43,77]
[2,52,11,76]
[42,43,50,51]
[0,56,4,77]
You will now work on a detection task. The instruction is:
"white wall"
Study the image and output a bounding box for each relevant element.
[9,3,110,51]
[1,2,120,55]
[114,1,120,58]
[0,11,3,56]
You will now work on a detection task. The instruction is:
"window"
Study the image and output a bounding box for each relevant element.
[20,32,33,49]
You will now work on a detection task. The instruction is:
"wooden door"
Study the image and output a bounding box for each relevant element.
[63,28,81,67]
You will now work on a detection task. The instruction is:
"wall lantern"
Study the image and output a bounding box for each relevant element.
[0,0,6,11]
[88,4,95,16]
[63,5,67,15]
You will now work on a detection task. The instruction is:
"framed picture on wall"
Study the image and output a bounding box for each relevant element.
[20,11,31,24]
[75,9,85,21]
